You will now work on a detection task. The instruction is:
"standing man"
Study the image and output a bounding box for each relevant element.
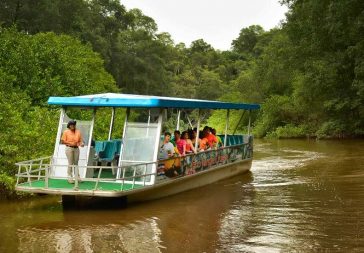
[61,120,84,183]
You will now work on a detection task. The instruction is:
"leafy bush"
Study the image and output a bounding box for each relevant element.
[266,124,306,139]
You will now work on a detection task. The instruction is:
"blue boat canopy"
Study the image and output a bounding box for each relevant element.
[48,93,260,110]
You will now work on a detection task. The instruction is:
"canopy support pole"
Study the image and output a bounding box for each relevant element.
[108,107,115,140]
[183,110,193,128]
[151,109,164,184]
[224,109,230,146]
[53,107,65,159]
[85,108,96,177]
[233,111,246,135]
[146,109,151,136]
[248,110,251,136]
[194,109,201,152]
[117,108,130,177]
[176,109,181,130]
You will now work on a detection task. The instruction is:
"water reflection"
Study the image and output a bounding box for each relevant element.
[17,218,163,252]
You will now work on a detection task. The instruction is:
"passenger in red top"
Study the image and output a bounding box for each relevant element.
[174,130,186,156]
[182,131,195,153]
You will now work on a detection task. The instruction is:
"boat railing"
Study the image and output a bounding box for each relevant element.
[15,162,158,191]
[15,141,253,192]
[15,156,52,186]
[155,141,253,179]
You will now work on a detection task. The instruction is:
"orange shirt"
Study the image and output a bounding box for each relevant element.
[61,129,83,146]
[199,138,209,150]
[207,133,217,147]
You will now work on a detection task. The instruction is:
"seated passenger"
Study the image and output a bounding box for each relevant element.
[182,131,195,154]
[159,132,175,160]
[174,130,186,156]
[199,131,210,151]
[211,128,223,147]
[160,132,181,178]
[204,126,218,148]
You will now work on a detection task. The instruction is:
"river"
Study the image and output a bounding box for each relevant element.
[0,139,363,252]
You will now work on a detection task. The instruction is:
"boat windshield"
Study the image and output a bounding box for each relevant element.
[117,109,161,185]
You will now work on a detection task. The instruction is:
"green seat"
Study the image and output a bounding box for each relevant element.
[99,141,117,162]
[238,135,243,144]
[112,139,122,155]
[218,135,225,147]
[95,141,106,153]
[228,135,235,146]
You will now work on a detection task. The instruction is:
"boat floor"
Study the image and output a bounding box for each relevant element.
[18,178,144,192]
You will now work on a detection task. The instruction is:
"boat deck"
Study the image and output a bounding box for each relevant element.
[17,178,144,192]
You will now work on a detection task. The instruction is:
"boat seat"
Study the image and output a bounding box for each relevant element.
[219,135,225,146]
[112,139,122,155]
[95,141,106,154]
[99,141,118,162]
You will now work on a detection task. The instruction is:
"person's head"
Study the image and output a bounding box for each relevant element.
[164,132,171,142]
[174,130,181,140]
[182,131,189,140]
[203,126,210,134]
[189,129,196,139]
[67,120,77,130]
[211,128,216,135]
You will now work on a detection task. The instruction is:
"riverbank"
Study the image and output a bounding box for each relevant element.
[0,174,32,200]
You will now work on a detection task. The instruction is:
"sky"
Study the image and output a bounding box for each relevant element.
[120,0,288,50]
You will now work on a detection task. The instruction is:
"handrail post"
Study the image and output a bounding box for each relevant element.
[94,167,103,190]
[27,162,33,186]
[74,165,79,189]
[121,167,125,191]
[143,164,147,186]
[132,166,137,189]
[45,166,49,188]
[16,165,21,185]
[38,159,43,180]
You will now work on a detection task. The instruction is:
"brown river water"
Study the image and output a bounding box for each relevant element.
[0,139,363,252]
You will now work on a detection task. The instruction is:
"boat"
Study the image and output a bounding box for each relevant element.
[15,93,260,204]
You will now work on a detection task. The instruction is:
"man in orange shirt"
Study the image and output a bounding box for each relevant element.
[204,126,218,149]
[61,120,84,183]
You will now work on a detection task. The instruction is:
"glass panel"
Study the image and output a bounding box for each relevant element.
[120,122,159,184]
[122,123,158,162]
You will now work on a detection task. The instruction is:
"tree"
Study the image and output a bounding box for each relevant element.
[0,28,117,105]
[232,25,265,58]
[0,28,119,178]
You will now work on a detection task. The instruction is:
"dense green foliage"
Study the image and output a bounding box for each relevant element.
[0,0,363,197]
[0,28,118,198]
